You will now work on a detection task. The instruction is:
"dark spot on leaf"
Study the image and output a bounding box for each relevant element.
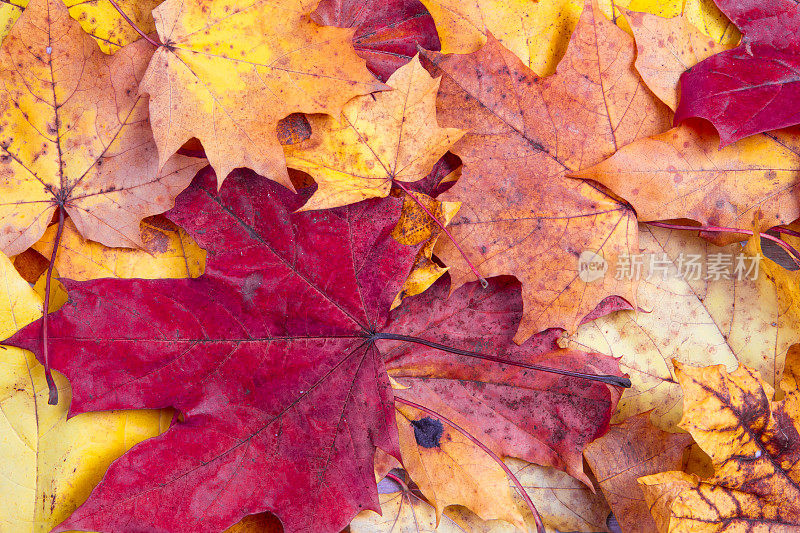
[411,417,443,448]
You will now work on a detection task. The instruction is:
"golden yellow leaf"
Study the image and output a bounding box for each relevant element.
[625,9,732,110]
[584,413,693,532]
[394,401,526,529]
[0,0,161,52]
[418,0,585,76]
[638,354,800,532]
[391,191,460,310]
[416,0,732,77]
[0,346,170,532]
[31,216,206,281]
[0,0,205,257]
[570,224,800,429]
[141,0,385,189]
[0,251,41,340]
[284,56,464,210]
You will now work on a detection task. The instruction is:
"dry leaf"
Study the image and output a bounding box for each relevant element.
[423,0,672,341]
[625,9,732,110]
[0,0,205,256]
[394,402,526,528]
[141,0,385,189]
[570,224,800,429]
[284,56,464,210]
[575,122,800,237]
[638,353,800,532]
[584,413,693,532]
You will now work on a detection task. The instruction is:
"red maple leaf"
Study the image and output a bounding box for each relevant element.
[675,0,800,144]
[312,0,441,82]
[383,276,625,485]
[6,168,626,532]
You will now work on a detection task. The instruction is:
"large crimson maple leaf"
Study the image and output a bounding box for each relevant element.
[8,168,412,533]
[675,0,800,144]
[5,168,626,532]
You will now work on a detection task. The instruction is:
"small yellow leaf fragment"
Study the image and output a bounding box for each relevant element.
[0,251,41,340]
[31,216,206,281]
[391,192,460,309]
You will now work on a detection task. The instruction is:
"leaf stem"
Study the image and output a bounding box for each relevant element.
[107,0,161,47]
[771,226,800,240]
[394,397,546,533]
[42,207,65,405]
[384,472,409,492]
[373,332,631,388]
[392,179,488,288]
[645,221,800,268]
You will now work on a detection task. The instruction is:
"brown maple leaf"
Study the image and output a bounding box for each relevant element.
[421,0,671,341]
[0,0,205,256]
[141,0,386,189]
[584,413,693,533]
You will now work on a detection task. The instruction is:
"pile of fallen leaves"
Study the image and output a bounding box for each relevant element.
[1,0,799,531]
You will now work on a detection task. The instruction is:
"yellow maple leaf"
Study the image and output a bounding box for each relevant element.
[141,0,385,190]
[394,400,526,529]
[575,124,800,237]
[0,346,171,533]
[0,0,205,257]
[0,0,161,52]
[570,224,800,430]
[284,56,464,210]
[637,350,800,532]
[417,0,730,76]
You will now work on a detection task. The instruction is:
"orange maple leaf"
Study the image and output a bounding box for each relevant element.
[422,0,671,341]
